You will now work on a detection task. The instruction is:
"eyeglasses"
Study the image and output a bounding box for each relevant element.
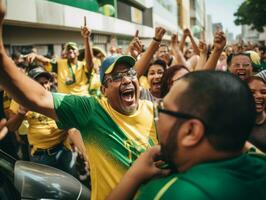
[153,100,208,129]
[104,68,137,85]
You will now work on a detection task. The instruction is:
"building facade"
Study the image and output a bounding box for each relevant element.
[4,0,180,56]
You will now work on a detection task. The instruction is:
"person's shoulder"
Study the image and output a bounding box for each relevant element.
[136,174,210,200]
[52,92,95,104]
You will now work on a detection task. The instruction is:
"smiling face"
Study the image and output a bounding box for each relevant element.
[229,55,253,80]
[66,47,79,61]
[248,79,266,114]
[147,64,164,97]
[157,46,170,65]
[102,64,139,115]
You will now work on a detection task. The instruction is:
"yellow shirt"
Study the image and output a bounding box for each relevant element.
[9,101,69,154]
[139,75,150,89]
[45,59,89,95]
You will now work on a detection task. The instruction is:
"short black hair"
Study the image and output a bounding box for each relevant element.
[175,71,256,152]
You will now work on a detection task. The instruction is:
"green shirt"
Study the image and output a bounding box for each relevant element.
[136,153,266,200]
[52,93,157,200]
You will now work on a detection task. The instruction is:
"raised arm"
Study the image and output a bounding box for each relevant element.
[6,105,27,132]
[185,29,200,55]
[26,52,51,65]
[194,40,208,71]
[0,1,56,120]
[135,27,166,78]
[170,34,187,66]
[179,29,187,53]
[126,30,143,60]
[81,16,94,76]
[203,31,226,70]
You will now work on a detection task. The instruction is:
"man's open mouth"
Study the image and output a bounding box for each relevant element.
[121,88,135,103]
[237,71,246,79]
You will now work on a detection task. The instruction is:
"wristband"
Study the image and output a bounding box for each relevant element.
[18,110,27,115]
[153,37,161,42]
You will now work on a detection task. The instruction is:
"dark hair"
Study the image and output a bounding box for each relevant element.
[160,65,190,98]
[12,51,22,60]
[145,59,167,76]
[246,76,266,85]
[159,43,170,52]
[176,71,256,152]
[227,52,251,66]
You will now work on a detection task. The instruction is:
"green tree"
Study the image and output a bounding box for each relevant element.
[234,0,266,32]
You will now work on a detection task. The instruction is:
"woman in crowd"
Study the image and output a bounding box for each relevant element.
[247,76,266,152]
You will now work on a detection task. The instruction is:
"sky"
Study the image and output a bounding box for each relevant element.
[205,0,245,36]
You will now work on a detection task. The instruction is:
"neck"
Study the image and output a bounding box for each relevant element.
[256,111,266,125]
[68,58,77,64]
[150,90,161,98]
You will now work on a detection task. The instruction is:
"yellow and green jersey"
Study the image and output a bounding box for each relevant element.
[135,153,266,200]
[45,59,89,95]
[53,93,157,200]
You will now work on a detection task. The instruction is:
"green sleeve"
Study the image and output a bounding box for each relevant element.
[52,93,96,130]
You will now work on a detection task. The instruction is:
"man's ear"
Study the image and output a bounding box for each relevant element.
[100,85,106,96]
[179,119,205,147]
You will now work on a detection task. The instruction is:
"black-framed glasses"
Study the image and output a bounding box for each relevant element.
[103,68,137,85]
[153,100,208,129]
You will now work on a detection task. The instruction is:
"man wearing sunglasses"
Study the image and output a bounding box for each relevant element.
[108,71,266,200]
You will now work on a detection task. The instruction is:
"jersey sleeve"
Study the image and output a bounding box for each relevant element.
[52,92,95,130]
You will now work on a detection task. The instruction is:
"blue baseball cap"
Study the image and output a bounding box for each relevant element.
[100,55,136,83]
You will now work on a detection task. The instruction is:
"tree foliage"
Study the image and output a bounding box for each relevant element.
[234,0,266,32]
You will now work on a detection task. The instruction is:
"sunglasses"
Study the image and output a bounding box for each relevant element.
[103,68,137,85]
[153,100,208,134]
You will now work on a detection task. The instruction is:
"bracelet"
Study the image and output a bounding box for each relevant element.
[153,37,161,42]
[18,110,26,115]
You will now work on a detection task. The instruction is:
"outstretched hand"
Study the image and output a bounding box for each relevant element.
[213,30,226,52]
[198,40,208,55]
[154,27,166,41]
[183,28,192,37]
[81,16,91,39]
[127,30,143,58]
[128,145,171,183]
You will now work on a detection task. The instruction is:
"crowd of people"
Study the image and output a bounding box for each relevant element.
[0,1,266,199]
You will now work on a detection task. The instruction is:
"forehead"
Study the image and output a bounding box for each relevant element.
[149,64,164,71]
[231,55,251,63]
[164,79,189,109]
[249,79,266,89]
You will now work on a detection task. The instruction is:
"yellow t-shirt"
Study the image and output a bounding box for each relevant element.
[139,75,150,89]
[52,94,158,200]
[9,101,29,135]
[45,59,89,96]
[9,101,69,154]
